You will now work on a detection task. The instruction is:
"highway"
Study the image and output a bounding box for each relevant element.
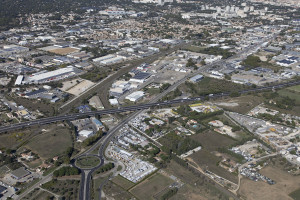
[0,80,299,134]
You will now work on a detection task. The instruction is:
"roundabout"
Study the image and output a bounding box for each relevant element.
[75,155,102,169]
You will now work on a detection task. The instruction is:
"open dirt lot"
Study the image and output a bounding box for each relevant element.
[61,79,81,91]
[238,166,300,200]
[66,80,95,96]
[48,47,79,55]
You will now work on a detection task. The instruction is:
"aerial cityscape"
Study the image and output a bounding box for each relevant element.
[0,0,299,199]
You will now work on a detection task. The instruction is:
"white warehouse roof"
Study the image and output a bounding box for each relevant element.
[27,66,78,83]
[125,91,145,102]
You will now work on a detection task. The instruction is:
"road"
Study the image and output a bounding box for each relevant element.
[11,33,283,199]
[1,79,299,134]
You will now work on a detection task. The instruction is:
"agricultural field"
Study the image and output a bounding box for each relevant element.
[129,173,174,200]
[25,125,73,159]
[111,175,135,190]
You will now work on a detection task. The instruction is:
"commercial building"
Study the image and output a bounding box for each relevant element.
[15,75,24,85]
[189,74,204,83]
[125,91,145,102]
[10,167,31,180]
[26,66,81,83]
[129,72,151,83]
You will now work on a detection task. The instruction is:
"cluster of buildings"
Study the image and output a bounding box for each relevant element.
[228,112,300,165]
[107,145,157,183]
[114,125,149,149]
[71,117,105,142]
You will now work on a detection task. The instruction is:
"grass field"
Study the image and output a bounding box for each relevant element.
[165,161,231,200]
[26,127,73,159]
[179,77,250,97]
[215,95,264,114]
[278,89,300,104]
[130,173,173,200]
[191,130,236,151]
[76,156,100,168]
[13,97,55,116]
[111,175,135,190]
[289,188,300,200]
[286,85,300,93]
[103,180,135,200]
[0,127,40,149]
[190,130,238,183]
[25,158,43,169]
[165,160,198,185]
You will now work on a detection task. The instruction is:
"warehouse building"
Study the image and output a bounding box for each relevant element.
[189,74,204,83]
[129,72,151,83]
[125,91,145,102]
[26,66,81,84]
[10,167,31,180]
[15,75,24,85]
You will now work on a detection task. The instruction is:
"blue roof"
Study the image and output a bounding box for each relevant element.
[132,72,151,80]
[92,118,103,126]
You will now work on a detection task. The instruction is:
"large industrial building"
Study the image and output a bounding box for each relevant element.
[25,66,81,84]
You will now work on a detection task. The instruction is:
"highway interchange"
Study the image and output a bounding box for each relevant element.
[6,32,292,200]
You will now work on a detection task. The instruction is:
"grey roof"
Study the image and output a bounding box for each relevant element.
[11,167,30,179]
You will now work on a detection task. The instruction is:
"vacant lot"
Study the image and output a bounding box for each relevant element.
[26,126,73,159]
[0,127,41,149]
[189,131,238,183]
[42,179,80,200]
[130,173,173,200]
[179,77,250,97]
[165,160,198,185]
[238,166,300,200]
[103,180,135,200]
[13,97,55,116]
[67,80,95,96]
[111,175,135,190]
[165,161,232,200]
[215,95,264,114]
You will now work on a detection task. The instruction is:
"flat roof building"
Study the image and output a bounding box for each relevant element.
[11,167,30,180]
[26,66,81,83]
[125,91,145,102]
